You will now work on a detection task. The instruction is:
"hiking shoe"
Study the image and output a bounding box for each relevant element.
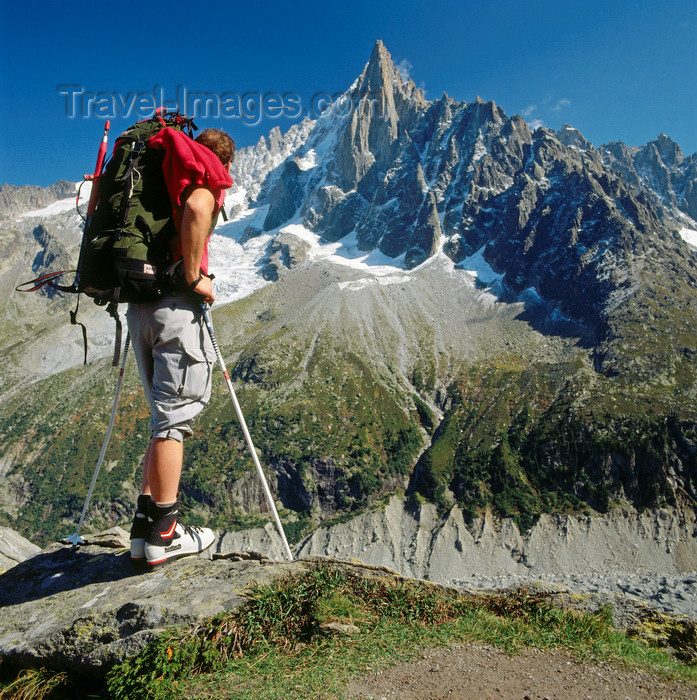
[129,494,150,563]
[144,501,215,566]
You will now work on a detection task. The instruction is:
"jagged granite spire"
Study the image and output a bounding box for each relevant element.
[332,40,427,189]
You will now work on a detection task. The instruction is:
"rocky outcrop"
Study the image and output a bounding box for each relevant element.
[556,123,593,152]
[230,119,315,204]
[263,160,307,231]
[1,529,438,677]
[261,229,312,280]
[0,526,40,573]
[0,527,295,675]
[602,134,697,220]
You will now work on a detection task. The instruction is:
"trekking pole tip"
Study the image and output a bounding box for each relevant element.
[65,532,85,548]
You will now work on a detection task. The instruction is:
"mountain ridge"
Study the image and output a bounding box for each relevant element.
[0,40,695,551]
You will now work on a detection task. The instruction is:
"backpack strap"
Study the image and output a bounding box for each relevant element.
[107,294,122,367]
[15,270,76,293]
[113,135,148,242]
[16,274,90,365]
[69,295,89,366]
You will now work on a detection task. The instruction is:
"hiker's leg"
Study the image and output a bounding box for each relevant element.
[131,436,182,563]
[142,437,183,504]
[128,297,216,564]
[142,434,214,566]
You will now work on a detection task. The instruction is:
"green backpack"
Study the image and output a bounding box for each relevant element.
[17,111,198,364]
[78,111,197,305]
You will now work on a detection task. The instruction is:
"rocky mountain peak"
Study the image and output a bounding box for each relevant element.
[356,41,426,121]
[256,41,433,237]
[357,40,425,105]
[360,40,396,91]
[556,123,593,152]
[330,41,427,189]
[653,133,684,168]
[600,131,696,219]
[251,40,697,296]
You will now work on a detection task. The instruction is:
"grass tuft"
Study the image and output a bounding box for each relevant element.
[0,668,69,700]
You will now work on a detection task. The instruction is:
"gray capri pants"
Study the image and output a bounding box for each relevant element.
[126,295,216,442]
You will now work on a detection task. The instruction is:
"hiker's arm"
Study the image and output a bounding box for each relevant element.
[179,186,216,304]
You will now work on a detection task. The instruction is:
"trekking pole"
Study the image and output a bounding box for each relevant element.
[200,303,294,562]
[66,333,130,547]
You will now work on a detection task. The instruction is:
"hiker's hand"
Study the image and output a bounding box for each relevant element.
[193,275,215,304]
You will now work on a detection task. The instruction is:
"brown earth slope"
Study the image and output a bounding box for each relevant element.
[345,643,697,699]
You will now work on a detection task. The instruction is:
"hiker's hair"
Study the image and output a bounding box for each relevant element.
[195,128,235,166]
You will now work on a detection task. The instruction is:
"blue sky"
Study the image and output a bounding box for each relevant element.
[1,0,695,186]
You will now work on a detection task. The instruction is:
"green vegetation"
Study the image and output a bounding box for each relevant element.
[3,317,696,545]
[0,304,428,546]
[0,357,152,544]
[2,259,697,547]
[2,564,695,699]
[413,352,697,531]
[182,332,425,530]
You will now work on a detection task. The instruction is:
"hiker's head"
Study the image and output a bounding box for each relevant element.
[195,129,235,169]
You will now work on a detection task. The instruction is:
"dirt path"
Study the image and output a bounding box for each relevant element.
[344,643,697,699]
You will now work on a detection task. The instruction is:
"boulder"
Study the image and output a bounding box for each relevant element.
[0,526,41,574]
[0,532,303,676]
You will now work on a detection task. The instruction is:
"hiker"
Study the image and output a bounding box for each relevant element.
[127,127,235,566]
